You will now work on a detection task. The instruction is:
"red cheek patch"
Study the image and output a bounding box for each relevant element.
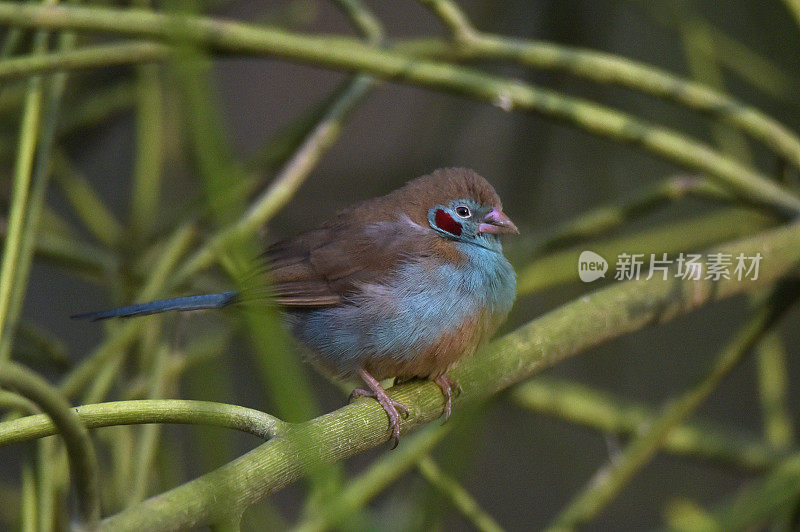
[435,209,462,236]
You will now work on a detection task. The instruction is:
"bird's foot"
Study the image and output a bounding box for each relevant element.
[434,374,460,423]
[352,369,409,448]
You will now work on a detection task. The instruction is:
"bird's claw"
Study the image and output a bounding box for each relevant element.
[354,369,410,448]
[434,374,459,423]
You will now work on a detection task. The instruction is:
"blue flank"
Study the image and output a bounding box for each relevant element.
[291,240,516,377]
[71,291,238,321]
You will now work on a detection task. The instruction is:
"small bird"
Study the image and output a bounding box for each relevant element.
[73,168,518,446]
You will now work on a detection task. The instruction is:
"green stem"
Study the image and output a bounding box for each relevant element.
[129,60,164,240]
[0,30,74,362]
[0,41,169,81]
[127,345,169,505]
[416,0,479,43]
[0,361,100,529]
[755,333,794,450]
[0,35,47,362]
[0,399,285,446]
[98,221,800,531]
[20,458,37,532]
[399,32,800,171]
[417,455,505,532]
[516,207,774,295]
[511,377,779,471]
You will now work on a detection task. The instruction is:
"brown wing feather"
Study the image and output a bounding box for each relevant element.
[264,218,437,307]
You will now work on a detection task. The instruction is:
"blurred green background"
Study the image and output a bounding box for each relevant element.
[2,0,800,530]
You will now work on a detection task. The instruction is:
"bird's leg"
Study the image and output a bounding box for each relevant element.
[351,368,409,448]
[434,374,460,422]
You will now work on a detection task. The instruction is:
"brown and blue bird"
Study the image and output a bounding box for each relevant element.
[74,168,518,446]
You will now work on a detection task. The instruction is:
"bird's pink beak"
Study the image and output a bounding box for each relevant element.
[478,209,519,235]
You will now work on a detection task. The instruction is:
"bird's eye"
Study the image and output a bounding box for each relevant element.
[455,206,471,218]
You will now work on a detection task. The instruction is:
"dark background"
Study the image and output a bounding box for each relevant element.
[3,0,800,529]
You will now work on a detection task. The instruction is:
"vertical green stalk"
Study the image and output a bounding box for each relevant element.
[127,344,170,505]
[677,15,753,165]
[129,0,163,240]
[20,457,37,532]
[36,438,57,532]
[0,30,74,362]
[0,38,47,362]
[756,332,794,450]
[0,28,23,58]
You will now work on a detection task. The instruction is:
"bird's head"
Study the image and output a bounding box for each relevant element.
[427,198,518,251]
[392,168,518,252]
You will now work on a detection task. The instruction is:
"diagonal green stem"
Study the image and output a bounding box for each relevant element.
[545,283,800,531]
[511,377,780,471]
[416,455,505,532]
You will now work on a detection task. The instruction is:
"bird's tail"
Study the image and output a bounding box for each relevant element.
[71,291,238,321]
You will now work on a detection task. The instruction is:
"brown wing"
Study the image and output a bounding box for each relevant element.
[264,217,434,307]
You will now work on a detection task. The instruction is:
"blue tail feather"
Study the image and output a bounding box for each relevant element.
[71,291,238,321]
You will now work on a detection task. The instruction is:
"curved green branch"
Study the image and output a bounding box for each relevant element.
[0,399,286,447]
[0,362,100,529]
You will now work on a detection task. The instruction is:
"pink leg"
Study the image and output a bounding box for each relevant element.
[350,368,409,448]
[434,374,460,422]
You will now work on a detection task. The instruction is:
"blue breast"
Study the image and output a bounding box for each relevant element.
[290,242,516,378]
